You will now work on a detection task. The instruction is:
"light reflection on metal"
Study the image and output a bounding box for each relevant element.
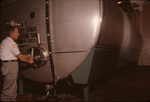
[117,1,123,4]
[31,48,34,59]
[92,15,100,38]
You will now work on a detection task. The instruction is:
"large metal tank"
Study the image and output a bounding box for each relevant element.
[0,0,142,84]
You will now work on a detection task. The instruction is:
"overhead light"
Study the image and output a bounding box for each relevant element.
[117,1,123,4]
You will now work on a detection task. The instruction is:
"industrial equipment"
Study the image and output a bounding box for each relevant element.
[0,0,143,101]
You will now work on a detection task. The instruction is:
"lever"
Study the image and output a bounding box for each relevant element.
[37,33,44,45]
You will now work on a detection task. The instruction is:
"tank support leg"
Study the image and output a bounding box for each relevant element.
[18,75,24,95]
[83,85,89,101]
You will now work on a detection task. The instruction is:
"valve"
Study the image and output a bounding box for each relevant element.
[26,47,49,68]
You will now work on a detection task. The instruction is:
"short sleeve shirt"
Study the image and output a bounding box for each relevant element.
[0,37,20,60]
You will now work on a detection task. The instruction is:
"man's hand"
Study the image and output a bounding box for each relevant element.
[17,53,34,64]
[26,54,34,64]
[28,58,34,64]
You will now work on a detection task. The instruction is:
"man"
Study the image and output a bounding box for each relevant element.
[0,25,33,101]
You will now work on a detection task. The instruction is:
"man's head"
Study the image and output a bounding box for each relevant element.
[7,25,20,41]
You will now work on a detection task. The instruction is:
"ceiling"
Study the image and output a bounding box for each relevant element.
[114,0,150,18]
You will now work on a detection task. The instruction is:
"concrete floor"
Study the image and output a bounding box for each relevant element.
[89,66,150,102]
[1,66,150,101]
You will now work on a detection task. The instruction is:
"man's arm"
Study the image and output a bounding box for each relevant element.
[16,53,33,64]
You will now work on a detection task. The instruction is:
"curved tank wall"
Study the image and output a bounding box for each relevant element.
[71,0,142,84]
[97,0,142,50]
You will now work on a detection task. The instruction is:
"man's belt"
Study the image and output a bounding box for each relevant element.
[2,60,18,63]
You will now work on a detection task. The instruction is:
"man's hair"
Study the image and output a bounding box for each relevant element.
[6,25,18,36]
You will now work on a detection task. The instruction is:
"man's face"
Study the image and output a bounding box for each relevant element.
[12,28,20,41]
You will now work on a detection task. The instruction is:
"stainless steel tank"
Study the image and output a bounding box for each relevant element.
[0,0,142,84]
